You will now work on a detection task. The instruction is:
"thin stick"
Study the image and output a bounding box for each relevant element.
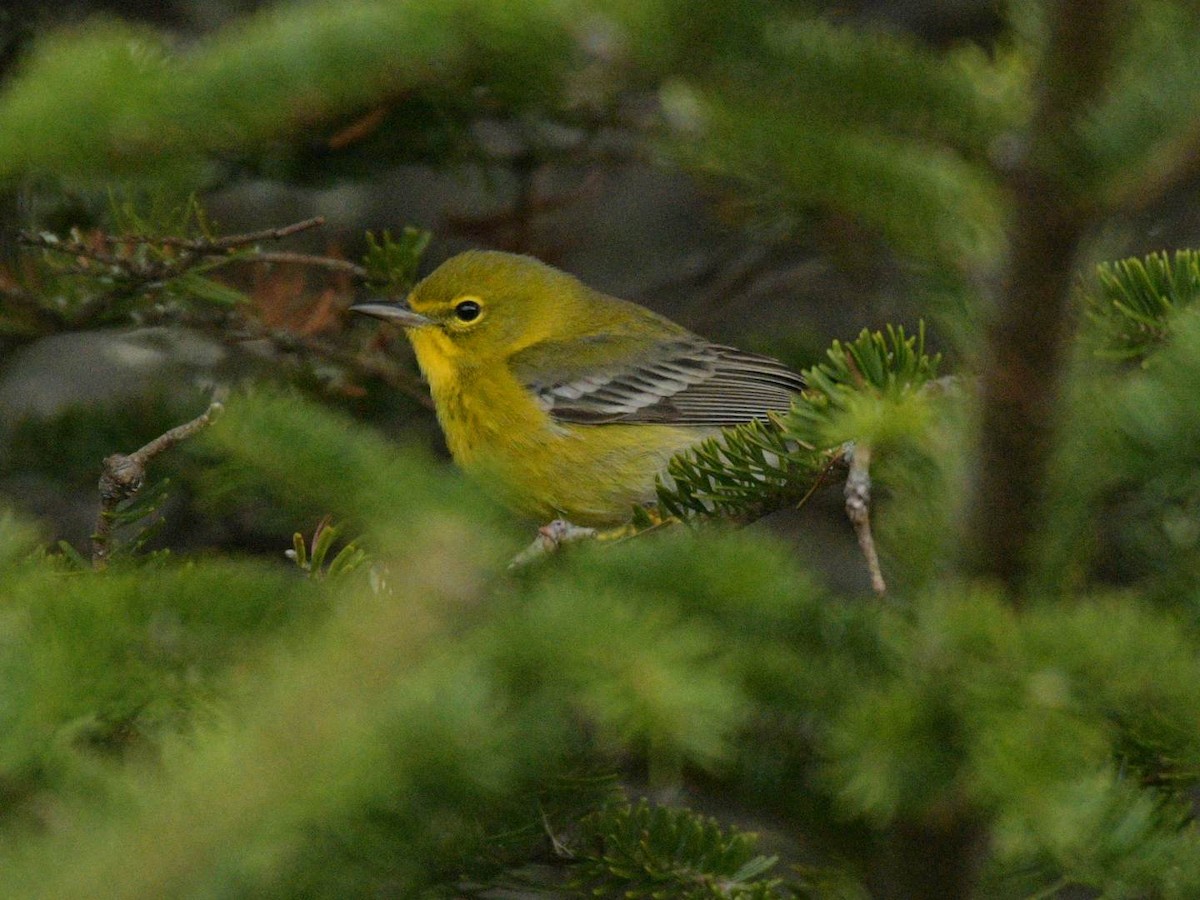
[17,233,128,268]
[92,401,223,569]
[246,251,368,279]
[19,216,333,266]
[844,441,887,597]
[100,216,326,251]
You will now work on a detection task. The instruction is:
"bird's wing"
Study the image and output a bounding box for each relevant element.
[509,334,805,426]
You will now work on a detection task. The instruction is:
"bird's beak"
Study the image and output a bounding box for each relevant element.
[349,299,433,328]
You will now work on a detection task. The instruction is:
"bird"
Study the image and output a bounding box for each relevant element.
[351,250,805,528]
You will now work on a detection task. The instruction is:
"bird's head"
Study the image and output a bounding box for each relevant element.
[352,250,600,363]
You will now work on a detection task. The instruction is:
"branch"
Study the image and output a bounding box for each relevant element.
[18,216,367,328]
[99,216,326,252]
[843,442,886,597]
[508,519,598,570]
[965,0,1121,593]
[17,232,131,270]
[19,216,336,277]
[243,251,368,279]
[92,401,223,569]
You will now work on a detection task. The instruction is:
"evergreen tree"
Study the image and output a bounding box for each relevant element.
[2,1,1200,897]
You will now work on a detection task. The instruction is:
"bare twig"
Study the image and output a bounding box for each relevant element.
[22,217,333,270]
[508,519,598,569]
[17,233,130,269]
[246,251,368,279]
[92,401,223,570]
[843,442,886,597]
[99,216,326,252]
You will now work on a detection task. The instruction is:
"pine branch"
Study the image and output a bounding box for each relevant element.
[1085,248,1200,360]
[571,799,790,899]
[657,324,940,527]
[82,215,327,254]
[655,325,939,594]
[16,214,344,328]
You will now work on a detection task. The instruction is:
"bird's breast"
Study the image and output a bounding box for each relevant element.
[407,330,554,463]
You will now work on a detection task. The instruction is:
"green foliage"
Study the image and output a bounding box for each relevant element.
[1043,249,1200,597]
[0,508,42,570]
[657,324,942,526]
[1086,248,1200,360]
[1079,0,1200,205]
[3,194,250,334]
[0,395,838,898]
[668,84,1005,269]
[363,226,431,290]
[659,16,1017,271]
[785,323,941,445]
[815,584,1200,895]
[95,476,171,562]
[287,516,368,580]
[1100,307,1200,599]
[0,555,323,786]
[196,387,507,546]
[0,0,583,186]
[655,419,826,523]
[2,372,1200,897]
[0,0,1019,282]
[572,799,786,898]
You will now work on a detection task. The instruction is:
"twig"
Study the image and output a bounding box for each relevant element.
[20,216,332,266]
[508,519,598,569]
[246,251,368,279]
[92,401,223,570]
[843,442,887,597]
[17,232,130,269]
[98,216,326,252]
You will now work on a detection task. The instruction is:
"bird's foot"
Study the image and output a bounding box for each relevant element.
[596,505,677,542]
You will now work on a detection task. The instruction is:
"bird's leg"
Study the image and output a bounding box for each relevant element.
[597,504,678,542]
[508,519,598,569]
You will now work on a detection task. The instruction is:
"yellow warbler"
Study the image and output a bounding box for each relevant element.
[352,251,805,526]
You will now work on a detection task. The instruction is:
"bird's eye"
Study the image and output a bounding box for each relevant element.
[454,299,482,322]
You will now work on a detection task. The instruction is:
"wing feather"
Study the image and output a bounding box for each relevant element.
[511,334,804,426]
